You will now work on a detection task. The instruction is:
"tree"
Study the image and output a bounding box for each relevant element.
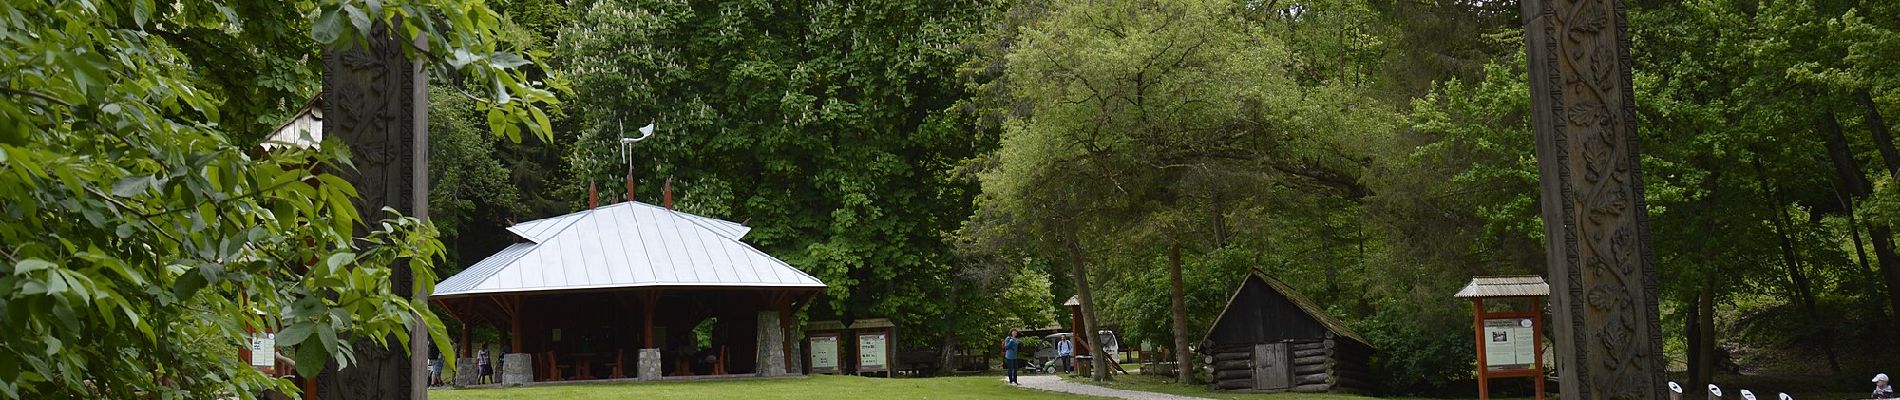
[969,0,1393,381]
[554,0,998,352]
[0,0,558,397]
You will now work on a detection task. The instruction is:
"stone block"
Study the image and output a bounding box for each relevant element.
[755,311,786,376]
[638,348,663,381]
[454,357,479,386]
[501,353,533,386]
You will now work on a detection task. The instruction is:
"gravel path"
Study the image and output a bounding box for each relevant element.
[1009,375,1210,400]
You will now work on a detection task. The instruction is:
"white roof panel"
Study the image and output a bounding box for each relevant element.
[433,201,824,298]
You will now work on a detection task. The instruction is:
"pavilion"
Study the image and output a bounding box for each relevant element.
[430,195,825,383]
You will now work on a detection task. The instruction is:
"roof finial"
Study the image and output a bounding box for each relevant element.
[588,181,599,209]
[626,172,636,203]
[663,177,674,209]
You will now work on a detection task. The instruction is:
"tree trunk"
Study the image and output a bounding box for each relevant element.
[1687,276,1717,392]
[1860,89,1899,181]
[1063,229,1110,382]
[1822,109,1900,325]
[1211,194,1228,248]
[940,280,961,375]
[1754,159,1841,372]
[1839,185,1878,277]
[1168,243,1193,384]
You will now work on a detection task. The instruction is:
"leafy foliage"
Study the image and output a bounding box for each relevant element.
[554,0,997,349]
[0,0,559,397]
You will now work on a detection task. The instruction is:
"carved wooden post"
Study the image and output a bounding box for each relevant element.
[1521,0,1666,398]
[318,21,430,399]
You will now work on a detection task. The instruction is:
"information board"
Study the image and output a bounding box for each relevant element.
[857,332,888,371]
[810,335,840,373]
[249,333,276,368]
[1482,318,1535,370]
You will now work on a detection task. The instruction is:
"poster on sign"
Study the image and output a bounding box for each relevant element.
[810,335,840,373]
[1482,318,1535,371]
[858,333,887,371]
[249,333,276,368]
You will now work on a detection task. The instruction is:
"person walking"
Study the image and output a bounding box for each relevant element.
[1055,335,1073,374]
[1002,329,1021,385]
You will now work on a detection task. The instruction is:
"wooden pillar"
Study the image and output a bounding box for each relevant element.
[642,291,661,348]
[506,296,523,353]
[1473,298,1489,400]
[1533,296,1547,398]
[317,18,430,399]
[1521,0,1666,396]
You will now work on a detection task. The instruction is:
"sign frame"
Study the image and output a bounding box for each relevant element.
[855,329,892,374]
[1471,296,1546,400]
[807,333,842,374]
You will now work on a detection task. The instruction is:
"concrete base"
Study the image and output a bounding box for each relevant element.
[502,353,533,386]
[454,357,479,386]
[755,311,787,376]
[638,348,663,381]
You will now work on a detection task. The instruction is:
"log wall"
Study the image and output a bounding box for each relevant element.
[1202,337,1372,394]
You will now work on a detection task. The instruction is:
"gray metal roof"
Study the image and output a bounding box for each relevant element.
[433,201,822,297]
[261,97,322,150]
[1453,275,1551,298]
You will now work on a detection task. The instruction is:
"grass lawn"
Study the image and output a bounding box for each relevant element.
[428,374,1102,400]
[1062,372,1382,400]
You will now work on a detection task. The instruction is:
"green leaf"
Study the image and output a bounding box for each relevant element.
[317,323,338,355]
[294,342,328,378]
[13,259,53,276]
[276,322,314,347]
[171,269,207,299]
[325,252,356,274]
[313,7,345,44]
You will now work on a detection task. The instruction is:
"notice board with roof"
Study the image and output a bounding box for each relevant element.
[1455,276,1549,400]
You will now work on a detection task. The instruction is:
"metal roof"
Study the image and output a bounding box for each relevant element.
[433,201,823,298]
[261,97,322,151]
[1453,275,1551,298]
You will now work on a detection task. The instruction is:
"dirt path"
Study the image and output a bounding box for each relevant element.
[1009,375,1210,400]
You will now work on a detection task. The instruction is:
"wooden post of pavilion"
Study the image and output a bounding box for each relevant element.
[1456,276,1550,400]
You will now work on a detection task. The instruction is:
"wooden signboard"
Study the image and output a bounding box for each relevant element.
[808,333,841,374]
[1472,297,1545,400]
[1457,276,1549,400]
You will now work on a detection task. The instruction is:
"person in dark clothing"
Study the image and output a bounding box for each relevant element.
[477,346,492,384]
[1002,329,1021,385]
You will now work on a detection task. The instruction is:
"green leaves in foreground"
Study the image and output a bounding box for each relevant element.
[0,0,555,398]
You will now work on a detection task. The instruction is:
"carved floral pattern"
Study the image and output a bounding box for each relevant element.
[316,22,424,398]
[1530,0,1664,398]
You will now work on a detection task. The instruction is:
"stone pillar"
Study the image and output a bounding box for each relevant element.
[1521,0,1666,398]
[454,357,478,386]
[789,339,804,375]
[501,353,533,386]
[755,311,787,376]
[638,348,663,380]
[315,20,430,400]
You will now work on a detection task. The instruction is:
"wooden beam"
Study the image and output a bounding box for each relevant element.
[1474,298,1489,400]
[509,295,523,353]
[642,290,661,349]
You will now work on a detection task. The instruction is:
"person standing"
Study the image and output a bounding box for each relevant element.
[1055,335,1073,374]
[1002,329,1021,385]
[478,345,492,385]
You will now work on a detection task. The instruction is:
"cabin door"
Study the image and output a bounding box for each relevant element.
[1252,342,1290,390]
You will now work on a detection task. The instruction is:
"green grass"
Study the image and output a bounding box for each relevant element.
[1060,372,1381,400]
[429,374,1102,400]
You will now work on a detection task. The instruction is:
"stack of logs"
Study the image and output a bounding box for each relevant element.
[1202,338,1371,393]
